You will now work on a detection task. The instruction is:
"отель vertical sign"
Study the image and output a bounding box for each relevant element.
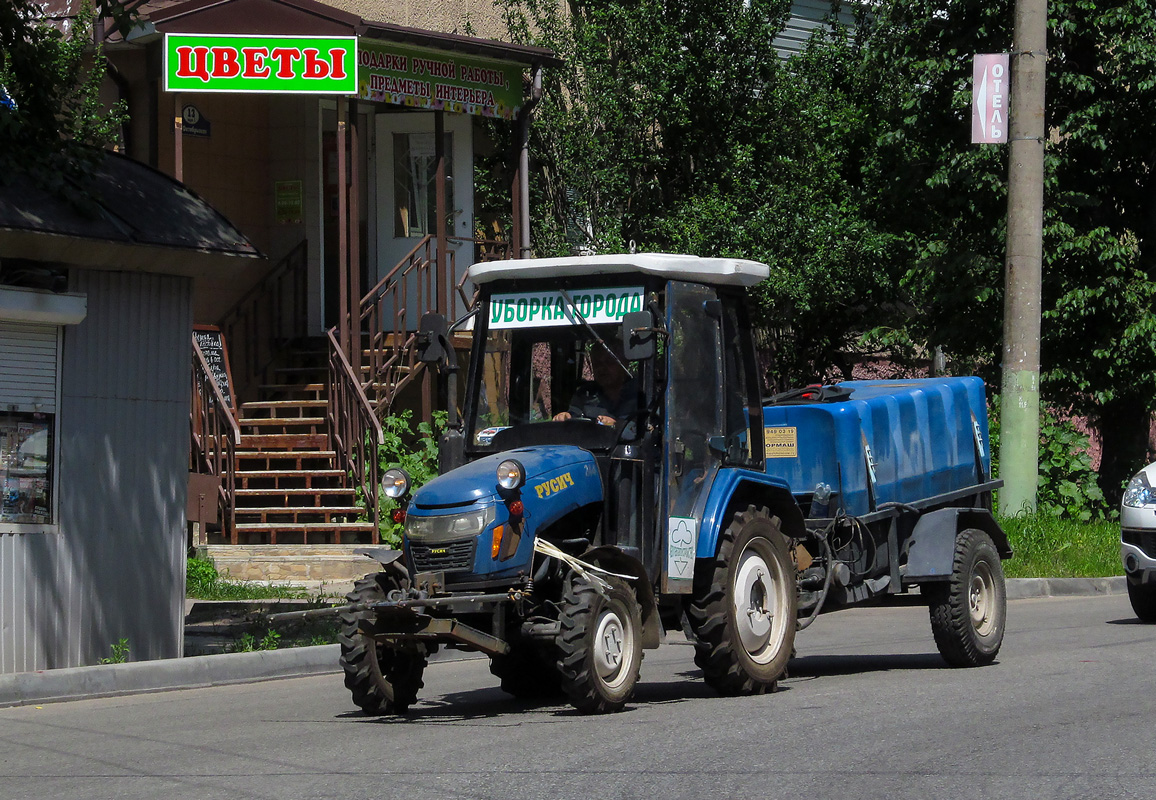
[972,54,1010,144]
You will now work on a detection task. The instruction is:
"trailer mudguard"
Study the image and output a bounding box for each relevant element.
[905,507,1012,581]
[696,468,806,559]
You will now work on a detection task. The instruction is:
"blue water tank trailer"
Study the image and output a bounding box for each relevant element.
[762,377,991,518]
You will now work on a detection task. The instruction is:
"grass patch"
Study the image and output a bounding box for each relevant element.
[186,556,314,601]
[999,514,1122,579]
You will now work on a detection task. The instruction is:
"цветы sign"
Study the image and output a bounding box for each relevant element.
[165,34,357,94]
[357,40,523,119]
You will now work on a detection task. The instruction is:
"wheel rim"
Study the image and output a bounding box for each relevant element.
[593,606,633,689]
[732,538,789,664]
[969,559,996,636]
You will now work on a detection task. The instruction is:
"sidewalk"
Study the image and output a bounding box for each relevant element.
[0,576,1128,709]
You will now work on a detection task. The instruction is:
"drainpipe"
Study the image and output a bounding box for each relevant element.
[517,64,544,258]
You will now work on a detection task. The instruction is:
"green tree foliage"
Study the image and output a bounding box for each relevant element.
[501,0,1155,500]
[989,395,1109,521]
[499,0,903,388]
[812,0,1156,500]
[0,0,134,188]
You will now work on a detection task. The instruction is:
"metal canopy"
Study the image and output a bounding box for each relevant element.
[0,148,262,274]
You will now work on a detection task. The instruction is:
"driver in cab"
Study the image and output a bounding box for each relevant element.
[552,340,636,426]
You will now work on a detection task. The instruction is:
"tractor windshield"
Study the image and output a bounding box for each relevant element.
[467,286,646,449]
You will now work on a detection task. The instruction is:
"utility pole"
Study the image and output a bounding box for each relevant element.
[999,0,1047,515]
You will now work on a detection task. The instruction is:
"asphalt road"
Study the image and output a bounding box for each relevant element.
[1,593,1153,800]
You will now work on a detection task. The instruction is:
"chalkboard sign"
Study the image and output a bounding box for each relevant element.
[193,325,235,413]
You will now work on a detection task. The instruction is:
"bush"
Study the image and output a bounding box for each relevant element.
[185,556,310,600]
[186,556,221,597]
[376,409,446,546]
[989,395,1111,521]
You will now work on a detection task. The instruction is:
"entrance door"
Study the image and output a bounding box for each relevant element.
[374,111,473,323]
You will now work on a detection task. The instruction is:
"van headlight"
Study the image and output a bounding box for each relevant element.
[406,506,497,543]
[1123,472,1155,508]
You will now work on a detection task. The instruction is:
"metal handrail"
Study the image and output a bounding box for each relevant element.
[327,327,385,543]
[355,235,437,415]
[190,335,242,544]
[352,234,505,417]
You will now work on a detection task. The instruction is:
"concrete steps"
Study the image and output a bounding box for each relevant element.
[200,545,379,583]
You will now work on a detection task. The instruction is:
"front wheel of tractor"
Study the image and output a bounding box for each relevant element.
[338,570,428,715]
[555,572,643,714]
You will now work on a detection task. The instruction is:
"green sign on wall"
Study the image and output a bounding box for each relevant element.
[164,34,358,94]
[357,40,523,119]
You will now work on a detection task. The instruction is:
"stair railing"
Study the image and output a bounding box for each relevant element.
[218,239,309,401]
[327,327,385,543]
[351,233,509,417]
[353,235,438,415]
[190,335,241,544]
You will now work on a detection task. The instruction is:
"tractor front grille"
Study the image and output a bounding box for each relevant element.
[410,538,476,573]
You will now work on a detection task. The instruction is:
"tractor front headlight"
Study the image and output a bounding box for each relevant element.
[496,459,525,491]
[406,506,497,543]
[381,468,411,499]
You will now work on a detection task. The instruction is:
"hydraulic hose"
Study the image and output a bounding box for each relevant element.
[797,522,836,631]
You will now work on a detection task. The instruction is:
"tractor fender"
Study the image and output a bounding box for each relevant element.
[581,545,662,649]
[905,507,1012,582]
[696,468,807,560]
[353,548,407,581]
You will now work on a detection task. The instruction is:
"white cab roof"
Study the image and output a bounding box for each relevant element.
[466,253,771,287]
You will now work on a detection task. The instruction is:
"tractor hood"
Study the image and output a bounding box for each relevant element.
[404,446,604,586]
[412,446,603,510]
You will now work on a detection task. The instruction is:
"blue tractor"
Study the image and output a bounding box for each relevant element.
[338,254,1009,715]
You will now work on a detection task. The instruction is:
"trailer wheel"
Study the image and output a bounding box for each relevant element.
[1126,578,1156,623]
[556,572,642,714]
[338,570,427,715]
[926,528,1007,666]
[489,645,564,698]
[686,505,797,695]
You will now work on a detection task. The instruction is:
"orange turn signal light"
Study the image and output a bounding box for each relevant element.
[491,524,505,559]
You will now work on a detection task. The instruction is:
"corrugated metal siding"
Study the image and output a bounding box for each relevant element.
[0,270,193,673]
[774,0,859,60]
[0,322,59,412]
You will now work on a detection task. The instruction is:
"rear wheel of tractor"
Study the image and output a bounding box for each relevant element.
[1126,578,1156,623]
[338,570,427,715]
[556,572,642,714]
[489,644,564,698]
[926,528,1007,666]
[685,505,797,695]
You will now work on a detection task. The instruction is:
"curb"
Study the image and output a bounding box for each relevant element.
[0,577,1129,709]
[0,645,341,709]
[1004,575,1126,601]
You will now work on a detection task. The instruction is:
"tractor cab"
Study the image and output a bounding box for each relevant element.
[420,253,772,590]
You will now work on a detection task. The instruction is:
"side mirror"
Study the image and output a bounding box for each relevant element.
[416,312,449,364]
[707,435,728,459]
[621,310,656,361]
